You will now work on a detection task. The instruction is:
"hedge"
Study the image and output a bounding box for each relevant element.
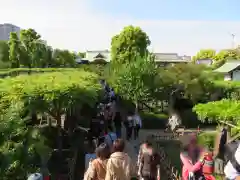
[0,68,79,78]
[140,112,168,129]
[0,70,102,179]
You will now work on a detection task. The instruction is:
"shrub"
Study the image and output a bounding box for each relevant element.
[140,112,168,129]
[0,68,78,78]
[197,131,216,150]
[0,70,102,179]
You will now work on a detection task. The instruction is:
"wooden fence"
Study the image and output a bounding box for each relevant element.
[149,133,182,180]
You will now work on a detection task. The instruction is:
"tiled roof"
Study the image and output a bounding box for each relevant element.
[85,50,110,62]
[215,60,240,73]
[85,50,190,63]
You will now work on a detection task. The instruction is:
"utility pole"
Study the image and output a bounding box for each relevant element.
[231,33,235,49]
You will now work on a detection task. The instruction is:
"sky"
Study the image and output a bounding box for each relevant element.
[1,0,240,56]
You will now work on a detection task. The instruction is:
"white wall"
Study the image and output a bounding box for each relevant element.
[224,74,232,81]
[232,70,240,81]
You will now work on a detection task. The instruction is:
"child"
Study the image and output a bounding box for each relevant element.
[85,141,97,171]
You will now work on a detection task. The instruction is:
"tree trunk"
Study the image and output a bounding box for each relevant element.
[135,101,138,113]
[161,101,164,112]
[56,115,63,157]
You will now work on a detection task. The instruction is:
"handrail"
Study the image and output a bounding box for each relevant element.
[149,134,181,180]
[219,120,240,129]
[219,120,240,142]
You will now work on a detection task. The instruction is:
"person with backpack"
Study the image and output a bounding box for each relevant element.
[104,130,117,148]
[138,142,161,180]
[224,140,240,180]
[180,134,206,180]
[84,143,111,180]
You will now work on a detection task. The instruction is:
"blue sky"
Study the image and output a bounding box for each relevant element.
[89,0,240,21]
[1,0,240,55]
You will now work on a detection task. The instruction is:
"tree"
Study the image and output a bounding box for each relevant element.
[193,99,240,128]
[110,55,157,109]
[0,70,102,179]
[52,49,76,67]
[111,25,150,65]
[0,41,9,62]
[192,49,216,62]
[8,32,21,68]
[0,41,11,68]
[78,52,86,58]
[20,29,41,68]
[212,48,240,68]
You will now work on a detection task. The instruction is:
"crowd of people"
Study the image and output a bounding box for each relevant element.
[84,137,161,180]
[26,80,240,180]
[87,80,142,149]
[83,80,162,180]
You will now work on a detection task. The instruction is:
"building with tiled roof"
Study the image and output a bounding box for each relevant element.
[215,60,240,81]
[83,50,190,66]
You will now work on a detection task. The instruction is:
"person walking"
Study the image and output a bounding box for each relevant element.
[85,141,97,171]
[138,143,161,180]
[105,139,135,180]
[138,138,152,167]
[180,134,206,180]
[133,110,142,140]
[113,111,122,138]
[104,104,113,132]
[126,112,134,141]
[104,130,117,148]
[86,143,111,180]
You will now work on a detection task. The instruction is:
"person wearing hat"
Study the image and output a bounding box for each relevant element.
[27,173,43,180]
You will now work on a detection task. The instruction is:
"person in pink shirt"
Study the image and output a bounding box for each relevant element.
[180,134,206,180]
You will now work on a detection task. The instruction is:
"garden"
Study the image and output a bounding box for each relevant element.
[0,25,240,179]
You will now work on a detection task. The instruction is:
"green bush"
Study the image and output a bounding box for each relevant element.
[140,112,168,129]
[197,131,216,150]
[0,68,79,78]
[0,70,102,179]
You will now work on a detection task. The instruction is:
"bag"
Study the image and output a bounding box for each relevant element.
[224,140,240,173]
[92,159,107,180]
[188,172,206,180]
[108,133,113,143]
[188,172,195,180]
[84,159,94,180]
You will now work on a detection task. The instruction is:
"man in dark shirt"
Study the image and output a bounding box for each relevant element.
[113,111,122,138]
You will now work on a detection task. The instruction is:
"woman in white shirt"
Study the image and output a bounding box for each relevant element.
[224,141,240,180]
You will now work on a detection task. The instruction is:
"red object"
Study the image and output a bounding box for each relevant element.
[202,153,214,174]
[44,176,50,180]
[204,175,216,180]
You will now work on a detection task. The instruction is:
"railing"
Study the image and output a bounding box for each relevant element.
[149,133,182,180]
[157,146,182,180]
